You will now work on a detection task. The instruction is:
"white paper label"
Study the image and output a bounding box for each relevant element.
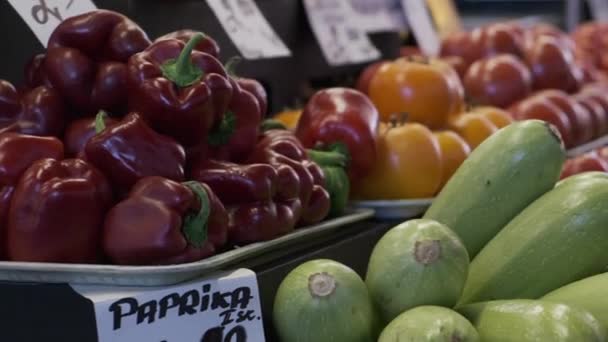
[6,0,97,47]
[588,0,608,22]
[401,0,441,56]
[205,0,291,59]
[72,269,265,342]
[303,0,381,66]
[347,0,406,33]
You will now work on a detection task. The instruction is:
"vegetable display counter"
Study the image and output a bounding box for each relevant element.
[0,218,393,342]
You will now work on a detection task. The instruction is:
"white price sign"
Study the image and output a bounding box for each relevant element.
[206,0,291,59]
[588,0,608,22]
[303,0,381,66]
[401,0,441,56]
[72,269,265,342]
[347,0,406,33]
[6,0,97,46]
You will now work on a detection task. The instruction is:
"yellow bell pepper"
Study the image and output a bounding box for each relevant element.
[353,121,443,199]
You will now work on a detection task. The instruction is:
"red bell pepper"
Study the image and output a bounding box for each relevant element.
[103,177,228,265]
[7,158,112,263]
[0,80,65,136]
[191,159,301,244]
[206,76,262,163]
[0,133,64,259]
[64,115,118,158]
[247,129,330,226]
[296,88,379,180]
[237,78,268,116]
[84,112,186,192]
[127,33,232,147]
[35,10,151,115]
[155,30,221,59]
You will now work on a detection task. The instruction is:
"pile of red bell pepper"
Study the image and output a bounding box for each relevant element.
[0,10,288,265]
[0,10,379,266]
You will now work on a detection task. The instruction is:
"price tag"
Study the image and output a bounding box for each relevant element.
[347,0,406,33]
[6,0,97,46]
[205,0,291,59]
[588,0,608,22]
[303,0,381,66]
[401,0,441,56]
[426,0,462,38]
[72,269,265,342]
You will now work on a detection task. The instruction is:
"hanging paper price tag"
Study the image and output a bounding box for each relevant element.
[206,0,291,59]
[588,0,608,22]
[6,0,97,46]
[347,0,406,33]
[303,0,381,66]
[401,0,441,56]
[72,269,265,342]
[426,0,462,38]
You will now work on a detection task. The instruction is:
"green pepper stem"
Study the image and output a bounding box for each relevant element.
[94,110,108,134]
[224,56,243,76]
[175,33,204,76]
[307,149,347,168]
[181,181,210,248]
[160,33,205,87]
[208,111,236,146]
[260,119,287,132]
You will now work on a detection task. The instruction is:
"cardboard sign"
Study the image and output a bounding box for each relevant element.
[303,0,381,66]
[72,269,264,342]
[401,0,441,56]
[588,0,608,22]
[205,0,291,59]
[6,0,97,46]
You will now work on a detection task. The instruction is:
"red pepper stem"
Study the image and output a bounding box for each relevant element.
[181,181,210,248]
[224,56,243,76]
[260,119,287,132]
[160,33,205,87]
[95,110,108,134]
[308,142,350,168]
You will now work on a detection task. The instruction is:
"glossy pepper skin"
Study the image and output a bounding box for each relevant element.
[128,33,232,147]
[8,158,112,263]
[296,88,379,180]
[64,115,118,157]
[84,112,186,192]
[0,134,64,259]
[155,30,220,59]
[36,10,151,115]
[206,76,262,163]
[307,146,350,217]
[191,159,301,244]
[247,129,331,226]
[0,80,65,136]
[103,177,228,265]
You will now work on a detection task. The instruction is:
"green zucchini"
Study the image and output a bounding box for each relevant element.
[543,273,608,329]
[459,299,606,341]
[425,120,565,257]
[460,176,608,304]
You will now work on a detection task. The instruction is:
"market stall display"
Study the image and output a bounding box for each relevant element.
[272,118,608,341]
[3,2,608,341]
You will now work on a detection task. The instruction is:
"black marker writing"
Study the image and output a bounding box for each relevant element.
[31,0,63,24]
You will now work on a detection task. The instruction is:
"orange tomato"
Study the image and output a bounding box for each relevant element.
[353,122,443,199]
[449,113,498,149]
[434,131,471,189]
[272,109,302,130]
[472,106,514,128]
[368,57,464,129]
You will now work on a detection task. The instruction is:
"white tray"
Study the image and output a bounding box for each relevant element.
[350,198,433,219]
[567,135,608,157]
[0,208,374,286]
